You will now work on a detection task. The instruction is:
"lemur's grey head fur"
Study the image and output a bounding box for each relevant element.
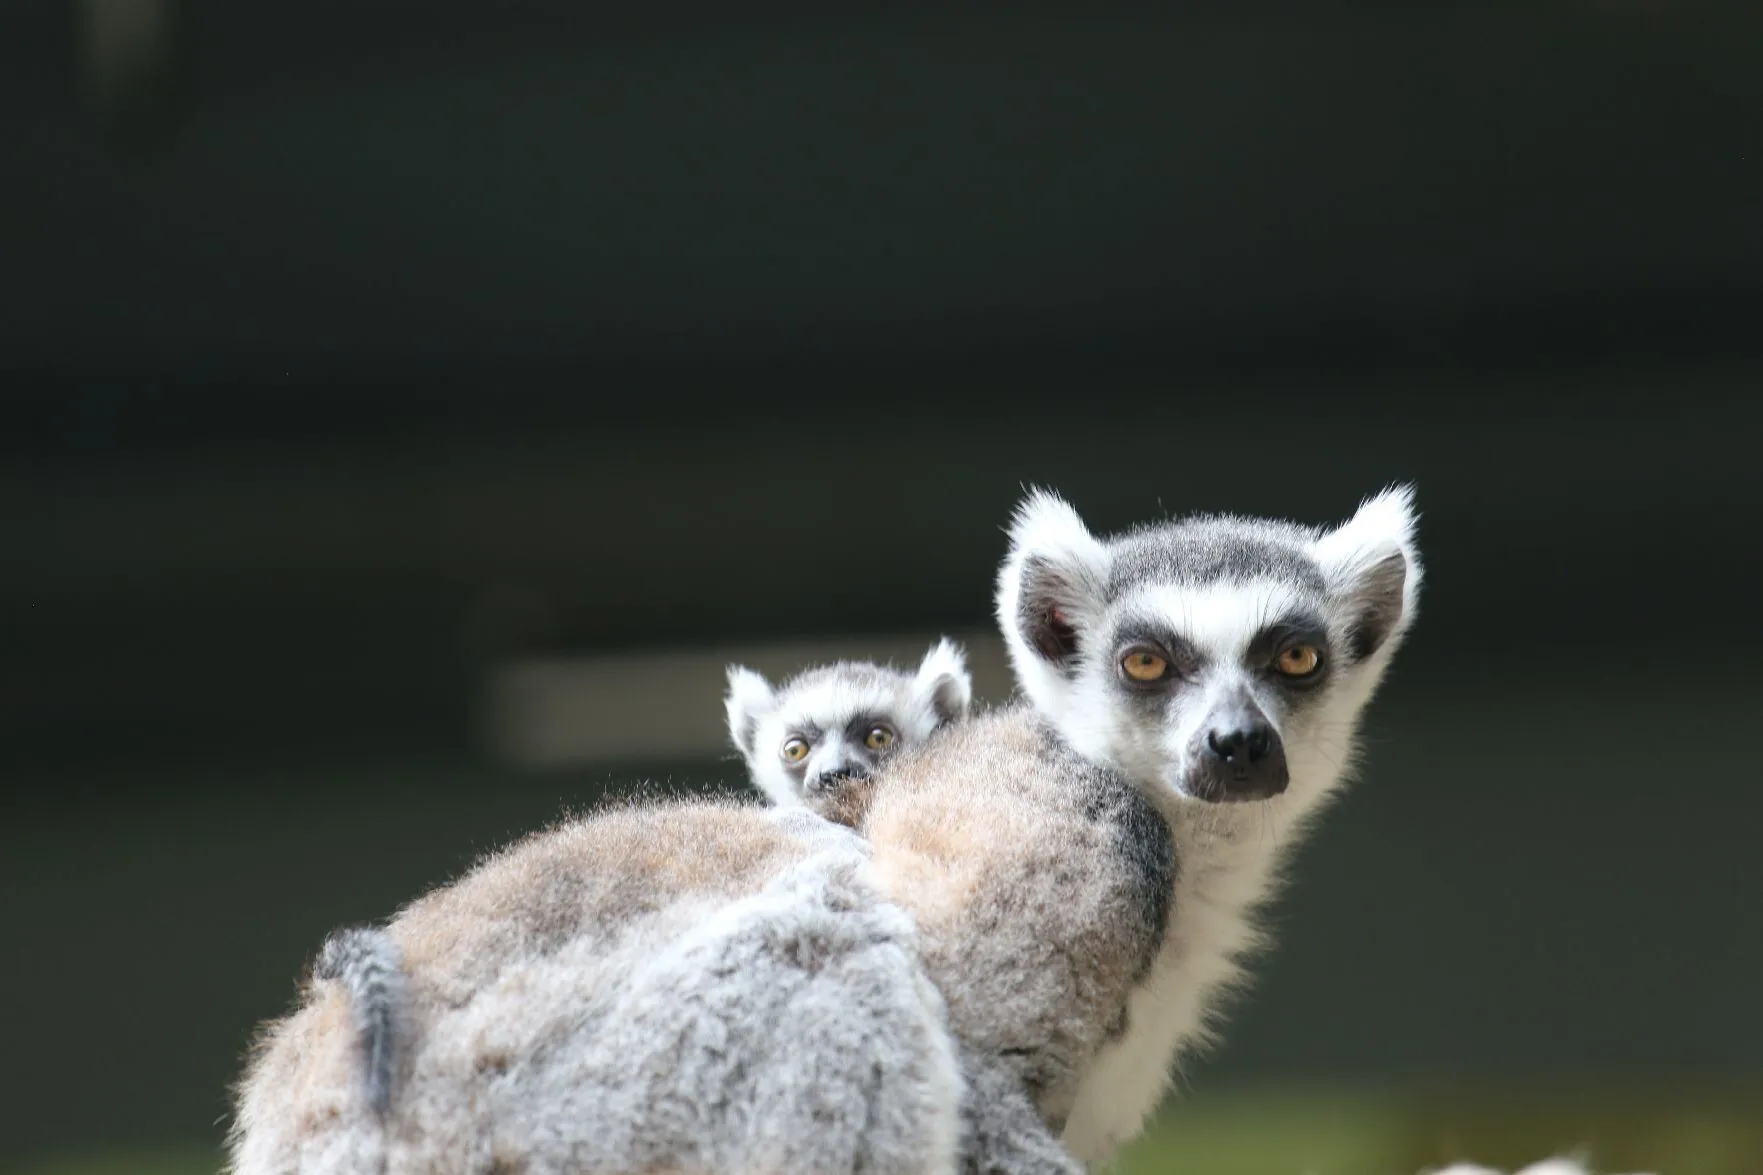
[725,640,974,809]
[995,485,1421,811]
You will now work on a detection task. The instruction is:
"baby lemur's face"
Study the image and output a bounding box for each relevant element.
[996,487,1421,812]
[726,640,973,811]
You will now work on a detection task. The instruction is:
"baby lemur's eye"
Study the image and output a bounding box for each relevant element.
[1274,645,1322,677]
[864,724,896,751]
[780,737,811,763]
[1120,649,1170,683]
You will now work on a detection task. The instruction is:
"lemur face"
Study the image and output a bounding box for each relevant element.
[726,640,973,810]
[995,487,1420,812]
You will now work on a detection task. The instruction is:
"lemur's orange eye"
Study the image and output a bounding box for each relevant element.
[781,737,810,763]
[1121,650,1169,682]
[1275,645,1322,677]
[864,725,896,751]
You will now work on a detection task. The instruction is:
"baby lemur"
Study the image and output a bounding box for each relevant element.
[230,486,1422,1175]
[724,639,974,826]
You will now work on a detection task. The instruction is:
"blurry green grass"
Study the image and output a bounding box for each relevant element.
[11,1084,1762,1175]
[1111,1083,1763,1175]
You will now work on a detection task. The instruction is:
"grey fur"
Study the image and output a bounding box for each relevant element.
[1103,517,1329,598]
[229,802,967,1175]
[312,926,405,1118]
[229,486,1423,1174]
[857,704,1178,1139]
[955,1044,1087,1175]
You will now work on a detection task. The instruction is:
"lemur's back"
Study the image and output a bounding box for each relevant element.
[230,800,966,1175]
[392,801,813,997]
[861,703,1176,1129]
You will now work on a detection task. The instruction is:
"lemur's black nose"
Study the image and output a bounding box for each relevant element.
[1199,711,1289,801]
[1207,723,1274,763]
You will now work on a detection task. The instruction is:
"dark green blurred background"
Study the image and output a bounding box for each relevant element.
[3,3,1760,1173]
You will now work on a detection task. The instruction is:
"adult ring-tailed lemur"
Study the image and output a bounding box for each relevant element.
[228,486,1636,1175]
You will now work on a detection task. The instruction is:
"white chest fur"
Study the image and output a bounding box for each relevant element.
[1059,807,1293,1168]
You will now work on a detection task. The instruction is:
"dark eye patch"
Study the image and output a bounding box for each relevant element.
[1110,622,1203,676]
[1246,612,1329,663]
[1248,613,1331,690]
[844,714,893,742]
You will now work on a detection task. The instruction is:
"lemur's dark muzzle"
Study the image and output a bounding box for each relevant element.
[1192,698,1290,802]
[808,765,872,794]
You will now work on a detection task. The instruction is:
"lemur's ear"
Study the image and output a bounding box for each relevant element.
[1313,484,1423,662]
[915,638,973,726]
[994,488,1109,676]
[724,666,775,758]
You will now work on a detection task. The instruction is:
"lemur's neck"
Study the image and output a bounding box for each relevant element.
[1058,784,1326,1169]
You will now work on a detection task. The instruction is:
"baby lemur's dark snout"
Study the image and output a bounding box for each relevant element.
[809,765,872,793]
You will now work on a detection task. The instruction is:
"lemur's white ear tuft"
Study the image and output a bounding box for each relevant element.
[724,665,775,758]
[1005,487,1098,563]
[994,487,1109,673]
[1317,484,1418,566]
[1313,484,1423,661]
[915,637,973,725]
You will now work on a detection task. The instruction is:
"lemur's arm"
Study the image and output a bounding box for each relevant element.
[956,1044,1087,1175]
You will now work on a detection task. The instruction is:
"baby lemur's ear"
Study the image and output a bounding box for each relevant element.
[914,638,973,726]
[1313,483,1424,662]
[994,488,1109,674]
[724,666,775,759]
